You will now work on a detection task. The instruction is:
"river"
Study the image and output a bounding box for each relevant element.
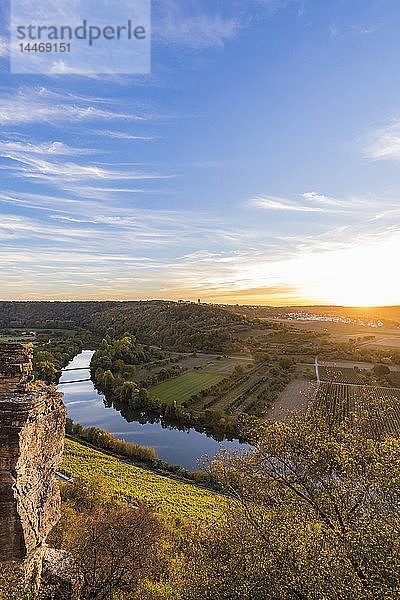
[58,350,251,470]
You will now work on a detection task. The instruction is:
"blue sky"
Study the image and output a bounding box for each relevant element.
[1,0,400,305]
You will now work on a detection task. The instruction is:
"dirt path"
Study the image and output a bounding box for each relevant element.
[315,355,320,383]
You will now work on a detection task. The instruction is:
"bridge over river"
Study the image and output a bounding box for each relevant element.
[58,365,91,384]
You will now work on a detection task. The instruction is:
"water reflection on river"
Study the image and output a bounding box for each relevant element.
[58,350,251,470]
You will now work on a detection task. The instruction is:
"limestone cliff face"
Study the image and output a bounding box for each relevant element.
[0,342,34,394]
[0,342,66,564]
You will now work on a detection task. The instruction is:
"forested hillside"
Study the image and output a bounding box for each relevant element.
[0,300,252,352]
[0,301,127,330]
[89,301,249,351]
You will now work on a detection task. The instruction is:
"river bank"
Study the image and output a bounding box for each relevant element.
[58,350,251,470]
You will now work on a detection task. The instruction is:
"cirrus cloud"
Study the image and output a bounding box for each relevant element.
[365,120,400,161]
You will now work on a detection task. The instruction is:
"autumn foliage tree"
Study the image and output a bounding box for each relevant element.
[180,413,400,600]
[50,483,164,600]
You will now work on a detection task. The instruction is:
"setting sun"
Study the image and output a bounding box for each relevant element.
[297,235,400,307]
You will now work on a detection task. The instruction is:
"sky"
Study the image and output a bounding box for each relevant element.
[1,0,400,306]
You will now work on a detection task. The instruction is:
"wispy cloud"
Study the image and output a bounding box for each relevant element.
[0,37,8,58]
[249,195,324,212]
[153,0,300,50]
[253,0,301,13]
[301,192,345,207]
[0,214,98,243]
[90,129,156,141]
[365,120,400,161]
[249,190,400,223]
[0,189,255,252]
[0,143,173,193]
[47,59,103,78]
[329,22,377,38]
[2,154,169,183]
[0,139,90,156]
[0,87,147,125]
[154,0,243,48]
[0,88,165,196]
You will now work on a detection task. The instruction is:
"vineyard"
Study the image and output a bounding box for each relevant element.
[194,362,292,417]
[313,383,400,436]
[318,366,364,385]
[313,383,354,423]
[61,439,227,522]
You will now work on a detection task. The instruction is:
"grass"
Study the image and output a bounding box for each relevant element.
[62,439,227,521]
[149,372,225,404]
[0,336,32,341]
[0,327,77,341]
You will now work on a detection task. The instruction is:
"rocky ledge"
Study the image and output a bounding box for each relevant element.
[0,342,66,587]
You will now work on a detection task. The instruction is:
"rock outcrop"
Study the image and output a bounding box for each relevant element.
[0,342,34,394]
[0,342,66,587]
[43,547,79,598]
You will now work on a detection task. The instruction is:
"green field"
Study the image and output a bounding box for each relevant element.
[0,327,77,341]
[62,439,226,521]
[149,372,225,404]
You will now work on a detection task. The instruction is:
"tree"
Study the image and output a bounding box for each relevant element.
[233,365,245,378]
[181,413,400,600]
[102,370,115,390]
[123,364,137,379]
[50,484,164,600]
[373,363,391,377]
[278,356,293,370]
[73,422,84,436]
[119,381,139,403]
[34,360,57,383]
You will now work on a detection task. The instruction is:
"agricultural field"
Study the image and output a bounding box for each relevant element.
[199,357,253,374]
[268,317,400,350]
[193,362,293,417]
[142,350,295,418]
[313,383,354,423]
[269,379,317,422]
[313,383,400,436]
[0,327,76,342]
[136,353,249,384]
[149,372,226,404]
[318,359,376,370]
[62,439,227,522]
[360,334,400,349]
[0,329,35,342]
[192,367,262,413]
[318,366,364,385]
[391,372,400,387]
[0,334,31,342]
[216,374,264,407]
